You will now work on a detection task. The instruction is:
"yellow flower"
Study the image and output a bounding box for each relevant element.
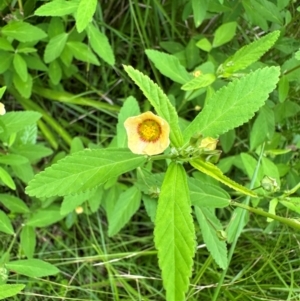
[124,111,170,155]
[0,102,5,115]
[200,137,218,151]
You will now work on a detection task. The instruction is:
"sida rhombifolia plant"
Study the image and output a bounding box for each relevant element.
[25,31,300,301]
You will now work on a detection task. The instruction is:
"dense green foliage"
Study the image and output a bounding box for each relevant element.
[1,0,300,300]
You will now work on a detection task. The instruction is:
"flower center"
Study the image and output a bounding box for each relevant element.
[137,119,162,142]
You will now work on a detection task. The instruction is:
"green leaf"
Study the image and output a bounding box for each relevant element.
[278,75,289,103]
[61,190,96,215]
[0,112,41,134]
[24,54,48,71]
[188,177,230,208]
[196,37,212,52]
[154,162,195,301]
[20,226,36,258]
[13,53,28,82]
[0,86,6,99]
[194,206,228,269]
[220,129,236,153]
[192,0,208,27]
[0,37,14,51]
[11,144,52,163]
[0,194,29,213]
[0,210,14,235]
[2,21,47,43]
[0,154,28,165]
[0,167,16,190]
[190,159,257,197]
[6,259,59,278]
[87,23,115,65]
[13,73,32,98]
[26,148,147,198]
[0,284,25,300]
[26,209,64,227]
[250,105,275,150]
[44,32,68,63]
[226,207,249,243]
[183,66,280,140]
[212,22,237,48]
[108,186,141,236]
[0,51,13,74]
[142,195,157,223]
[117,96,140,148]
[123,65,183,147]
[76,0,97,33]
[145,49,191,84]
[181,73,216,91]
[34,0,79,16]
[48,60,62,85]
[66,41,100,65]
[220,30,280,75]
[280,197,300,214]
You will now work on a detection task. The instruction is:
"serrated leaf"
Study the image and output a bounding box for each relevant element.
[44,32,68,63]
[123,65,183,147]
[220,30,280,75]
[0,210,14,235]
[188,177,230,208]
[194,206,228,269]
[34,0,79,16]
[66,41,100,65]
[0,112,41,134]
[0,194,29,213]
[0,284,25,300]
[190,159,257,197]
[181,73,216,91]
[20,226,36,258]
[2,21,47,43]
[117,96,140,148]
[87,23,115,65]
[212,22,237,48]
[26,209,64,227]
[13,53,28,82]
[6,259,59,278]
[184,66,280,140]
[76,0,97,33]
[145,49,191,84]
[11,144,52,163]
[108,186,141,236]
[154,162,195,301]
[26,148,146,198]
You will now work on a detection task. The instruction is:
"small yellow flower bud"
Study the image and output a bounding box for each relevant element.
[200,137,218,151]
[75,206,84,214]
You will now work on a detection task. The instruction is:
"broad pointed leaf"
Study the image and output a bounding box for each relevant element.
[154,162,195,301]
[26,148,147,198]
[0,284,25,300]
[184,66,280,140]
[195,206,228,269]
[6,259,59,278]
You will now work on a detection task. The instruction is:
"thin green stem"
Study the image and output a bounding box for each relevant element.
[211,143,265,301]
[231,201,300,230]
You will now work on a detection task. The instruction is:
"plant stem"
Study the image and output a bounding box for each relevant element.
[211,143,265,301]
